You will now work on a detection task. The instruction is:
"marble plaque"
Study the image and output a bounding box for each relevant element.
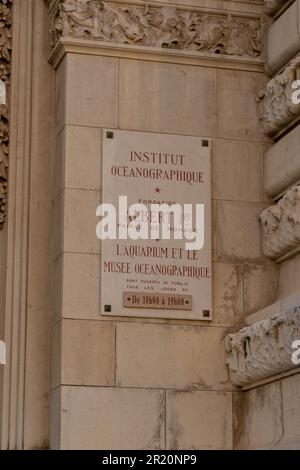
[100,130,212,320]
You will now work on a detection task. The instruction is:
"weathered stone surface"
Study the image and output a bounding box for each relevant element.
[167,390,232,450]
[279,253,300,298]
[264,124,300,198]
[226,306,300,386]
[49,0,261,59]
[267,0,300,74]
[119,59,217,136]
[264,0,287,16]
[234,382,283,449]
[51,320,115,388]
[259,184,300,261]
[219,70,266,141]
[243,264,279,316]
[116,322,230,390]
[0,0,12,228]
[257,55,300,136]
[51,386,165,450]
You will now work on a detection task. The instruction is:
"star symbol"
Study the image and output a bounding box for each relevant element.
[155,187,161,193]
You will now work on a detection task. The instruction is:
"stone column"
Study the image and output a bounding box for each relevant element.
[0,0,54,450]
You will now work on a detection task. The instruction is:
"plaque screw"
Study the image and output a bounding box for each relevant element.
[202,140,209,147]
[104,305,112,313]
[106,131,114,139]
[203,310,210,318]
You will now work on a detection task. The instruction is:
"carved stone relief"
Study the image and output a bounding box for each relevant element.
[259,184,300,260]
[49,0,262,59]
[0,0,12,228]
[226,305,300,386]
[257,55,300,136]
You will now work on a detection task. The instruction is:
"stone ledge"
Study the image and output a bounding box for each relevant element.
[49,37,265,72]
[226,305,300,386]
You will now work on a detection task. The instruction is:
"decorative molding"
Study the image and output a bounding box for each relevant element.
[226,305,300,386]
[263,0,288,16]
[257,55,300,136]
[259,184,300,261]
[0,0,12,228]
[48,0,262,60]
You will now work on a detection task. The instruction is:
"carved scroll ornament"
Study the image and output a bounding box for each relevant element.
[257,55,300,136]
[259,184,300,261]
[49,0,262,59]
[0,0,12,228]
[226,305,300,386]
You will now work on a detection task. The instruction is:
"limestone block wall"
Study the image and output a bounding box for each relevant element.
[48,0,277,450]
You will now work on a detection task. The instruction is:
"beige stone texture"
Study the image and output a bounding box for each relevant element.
[279,254,300,299]
[212,139,263,202]
[51,386,165,450]
[52,252,100,322]
[280,374,300,447]
[243,264,279,316]
[218,70,266,141]
[51,320,115,388]
[116,322,229,390]
[65,126,102,191]
[166,390,232,450]
[213,200,269,264]
[212,263,244,326]
[264,124,300,198]
[54,125,102,197]
[267,0,300,74]
[63,189,101,255]
[281,291,300,311]
[245,300,281,325]
[234,382,283,449]
[119,59,218,137]
[55,57,67,136]
[64,54,118,129]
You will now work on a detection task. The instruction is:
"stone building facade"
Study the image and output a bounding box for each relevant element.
[0,0,299,450]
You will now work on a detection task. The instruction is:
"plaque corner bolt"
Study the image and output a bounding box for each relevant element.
[106,131,114,139]
[203,310,211,318]
[202,139,209,147]
[104,305,112,313]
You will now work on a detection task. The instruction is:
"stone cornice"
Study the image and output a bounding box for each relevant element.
[48,0,262,61]
[226,305,300,386]
[259,184,300,262]
[257,54,300,136]
[0,0,12,229]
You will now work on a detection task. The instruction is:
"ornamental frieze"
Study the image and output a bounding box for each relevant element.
[49,0,262,59]
[0,0,12,229]
[259,184,300,261]
[257,55,300,136]
[226,305,300,386]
